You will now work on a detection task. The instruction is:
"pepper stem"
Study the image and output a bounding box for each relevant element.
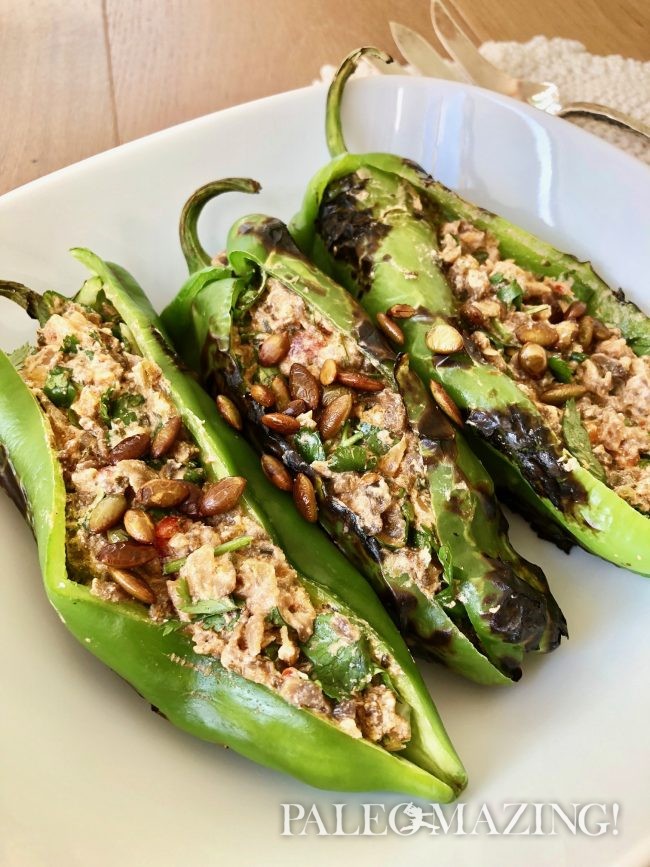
[0,281,47,322]
[325,46,393,158]
[180,178,261,273]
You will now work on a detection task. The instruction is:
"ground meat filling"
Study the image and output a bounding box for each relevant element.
[242,279,442,597]
[19,298,410,750]
[438,220,650,514]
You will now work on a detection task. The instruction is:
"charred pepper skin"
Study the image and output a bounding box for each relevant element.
[163,180,566,684]
[289,46,650,577]
[0,253,467,800]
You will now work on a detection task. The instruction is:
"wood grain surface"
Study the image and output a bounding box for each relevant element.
[1,0,648,194]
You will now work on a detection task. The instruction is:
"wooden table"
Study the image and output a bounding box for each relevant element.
[1,0,648,195]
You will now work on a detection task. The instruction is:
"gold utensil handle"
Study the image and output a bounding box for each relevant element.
[558,102,650,140]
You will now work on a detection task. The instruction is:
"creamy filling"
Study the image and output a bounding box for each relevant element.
[242,279,442,597]
[439,220,650,513]
[19,298,410,750]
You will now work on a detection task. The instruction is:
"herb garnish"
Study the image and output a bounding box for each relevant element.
[43,366,76,408]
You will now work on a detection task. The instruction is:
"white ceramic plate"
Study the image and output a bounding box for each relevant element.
[1,78,649,867]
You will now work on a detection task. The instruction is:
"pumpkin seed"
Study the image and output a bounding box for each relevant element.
[199,476,247,516]
[109,568,155,605]
[271,375,291,411]
[426,322,464,354]
[138,478,190,508]
[293,473,318,522]
[320,392,353,440]
[514,322,557,348]
[336,370,383,392]
[565,300,587,320]
[429,380,463,426]
[541,383,588,405]
[123,509,156,544]
[289,363,320,410]
[250,383,275,407]
[88,494,127,533]
[387,303,416,319]
[151,416,182,458]
[518,342,548,378]
[376,312,404,346]
[215,395,242,431]
[319,359,337,386]
[98,541,157,568]
[261,455,293,492]
[108,433,151,464]
[261,412,301,434]
[258,333,290,367]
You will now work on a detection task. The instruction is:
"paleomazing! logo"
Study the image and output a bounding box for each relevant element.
[281,801,621,837]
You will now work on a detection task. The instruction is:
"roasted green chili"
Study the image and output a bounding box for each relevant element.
[162,180,566,685]
[0,250,468,799]
[290,46,650,576]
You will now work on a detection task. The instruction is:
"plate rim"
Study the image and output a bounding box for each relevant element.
[2,76,648,212]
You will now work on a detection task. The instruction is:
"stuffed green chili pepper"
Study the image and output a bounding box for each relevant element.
[0,250,468,799]
[290,47,650,576]
[162,179,566,685]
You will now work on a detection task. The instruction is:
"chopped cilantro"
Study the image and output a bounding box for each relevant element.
[179,596,243,634]
[487,320,517,349]
[496,280,523,309]
[8,343,31,370]
[43,366,76,408]
[267,607,286,627]
[357,422,391,455]
[293,428,326,463]
[175,578,191,607]
[301,612,378,701]
[98,388,145,427]
[263,642,280,661]
[99,388,113,425]
[182,597,240,616]
[562,399,606,482]
[201,611,241,632]
[328,445,376,473]
[60,334,79,355]
[338,430,364,449]
[183,466,205,484]
[112,393,145,425]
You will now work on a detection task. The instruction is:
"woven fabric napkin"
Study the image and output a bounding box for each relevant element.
[319,36,650,164]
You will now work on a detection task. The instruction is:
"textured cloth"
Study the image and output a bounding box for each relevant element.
[319,36,650,164]
[482,36,649,164]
